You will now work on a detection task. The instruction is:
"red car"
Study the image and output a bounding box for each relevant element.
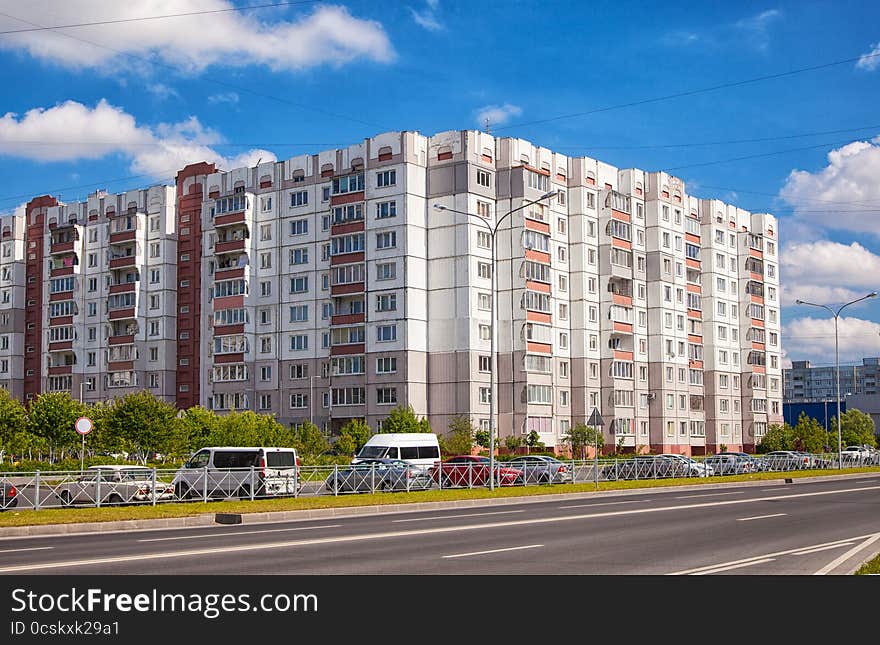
[430,456,524,487]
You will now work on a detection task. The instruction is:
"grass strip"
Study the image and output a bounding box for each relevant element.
[2,466,878,528]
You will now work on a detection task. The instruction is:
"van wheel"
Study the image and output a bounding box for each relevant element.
[107,494,124,506]
[175,483,191,500]
[59,491,73,507]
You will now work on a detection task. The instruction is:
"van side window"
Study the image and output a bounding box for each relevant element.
[188,451,210,468]
[385,447,399,459]
[418,446,440,460]
[213,451,260,468]
[400,446,419,460]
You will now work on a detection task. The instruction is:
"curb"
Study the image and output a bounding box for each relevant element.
[0,471,876,540]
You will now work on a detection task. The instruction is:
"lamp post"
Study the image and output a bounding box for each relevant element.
[434,188,559,490]
[795,292,877,467]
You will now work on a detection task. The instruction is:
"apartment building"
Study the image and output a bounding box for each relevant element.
[11,129,783,454]
[21,187,178,403]
[784,357,880,402]
[0,205,26,399]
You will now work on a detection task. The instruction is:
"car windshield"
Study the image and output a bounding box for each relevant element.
[357,446,391,459]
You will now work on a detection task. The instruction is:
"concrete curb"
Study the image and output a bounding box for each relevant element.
[0,471,876,541]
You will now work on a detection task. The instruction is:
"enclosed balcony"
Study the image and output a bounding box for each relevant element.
[607,277,633,307]
[48,255,79,277]
[109,243,138,269]
[215,226,249,255]
[331,296,365,326]
[49,228,78,255]
[213,194,249,227]
[109,321,139,345]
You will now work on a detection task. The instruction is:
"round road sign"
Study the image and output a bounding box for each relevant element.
[75,417,93,436]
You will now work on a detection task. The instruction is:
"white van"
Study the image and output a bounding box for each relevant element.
[172,447,300,499]
[351,433,441,471]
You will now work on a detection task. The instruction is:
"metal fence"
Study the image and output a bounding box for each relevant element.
[1,452,878,512]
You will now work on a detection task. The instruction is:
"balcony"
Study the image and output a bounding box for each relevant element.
[214,227,249,255]
[109,282,137,295]
[50,241,75,255]
[109,230,136,245]
[215,211,246,227]
[109,334,135,346]
[215,239,246,255]
[109,308,136,321]
[109,249,137,269]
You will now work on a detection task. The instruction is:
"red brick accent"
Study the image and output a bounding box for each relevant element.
[331,221,365,236]
[330,191,365,207]
[330,251,365,266]
[526,341,552,354]
[331,313,365,326]
[109,282,136,294]
[48,366,73,375]
[611,209,631,223]
[685,233,700,244]
[524,249,551,264]
[526,280,551,294]
[48,316,73,326]
[50,241,75,254]
[213,324,245,336]
[214,267,245,280]
[110,256,136,269]
[215,239,245,254]
[48,341,72,352]
[331,343,366,356]
[526,311,552,324]
[50,267,73,277]
[331,282,365,296]
[524,219,550,234]
[612,237,632,250]
[109,335,135,345]
[213,295,244,310]
[214,353,245,364]
[109,308,136,320]
[613,322,633,333]
[612,294,632,307]
[108,361,135,371]
[437,151,453,161]
[614,350,634,361]
[215,211,245,227]
[109,230,136,244]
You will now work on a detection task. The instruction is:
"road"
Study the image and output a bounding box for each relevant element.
[1,476,879,575]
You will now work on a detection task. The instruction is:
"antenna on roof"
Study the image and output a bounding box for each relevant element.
[255,157,262,167]
[484,118,491,135]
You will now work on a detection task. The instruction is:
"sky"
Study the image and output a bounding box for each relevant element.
[0,0,879,367]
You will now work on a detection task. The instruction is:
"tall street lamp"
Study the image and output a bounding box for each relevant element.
[795,292,877,467]
[434,188,559,490]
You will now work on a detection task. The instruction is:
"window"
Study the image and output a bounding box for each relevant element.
[290,191,308,207]
[260,366,272,381]
[289,305,308,322]
[289,247,309,266]
[476,170,491,187]
[290,276,309,293]
[376,357,397,374]
[477,262,492,279]
[290,219,308,236]
[289,334,308,351]
[377,387,397,405]
[477,292,492,311]
[376,170,396,187]
[376,262,396,281]
[477,231,491,249]
[479,325,491,341]
[527,384,553,404]
[290,364,309,379]
[479,387,492,404]
[290,393,308,409]
[377,324,397,342]
[376,231,397,249]
[376,293,397,312]
[376,200,397,219]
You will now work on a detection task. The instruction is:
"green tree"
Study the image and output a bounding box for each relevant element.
[27,392,86,462]
[379,405,432,434]
[208,410,294,448]
[757,423,794,453]
[504,435,522,452]
[0,388,27,462]
[441,415,474,455]
[292,421,330,461]
[474,429,491,449]
[174,406,220,456]
[335,419,371,456]
[525,430,545,452]
[792,412,828,453]
[830,409,878,449]
[102,391,178,464]
[564,422,605,460]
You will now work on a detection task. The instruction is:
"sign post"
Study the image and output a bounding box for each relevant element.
[75,417,93,473]
[587,408,604,491]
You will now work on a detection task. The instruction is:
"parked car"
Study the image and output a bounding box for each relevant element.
[324,458,433,493]
[55,466,175,506]
[763,451,810,471]
[608,456,681,480]
[840,445,880,465]
[351,433,441,473]
[717,452,769,472]
[657,454,715,477]
[704,454,755,475]
[430,456,524,487]
[173,447,300,499]
[503,455,573,484]
[0,481,17,510]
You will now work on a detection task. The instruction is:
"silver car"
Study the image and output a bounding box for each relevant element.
[55,466,175,506]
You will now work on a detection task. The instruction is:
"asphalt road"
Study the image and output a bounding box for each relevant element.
[1,476,879,575]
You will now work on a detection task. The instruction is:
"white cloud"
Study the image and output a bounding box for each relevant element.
[660,9,781,52]
[856,43,880,71]
[208,92,239,105]
[147,83,179,101]
[476,103,522,129]
[0,99,275,178]
[779,138,880,236]
[0,1,395,72]
[781,240,880,309]
[784,316,880,363]
[733,9,781,51]
[409,1,443,32]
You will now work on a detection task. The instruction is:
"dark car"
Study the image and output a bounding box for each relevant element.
[0,481,17,510]
[430,456,524,487]
[324,459,432,493]
[503,455,573,484]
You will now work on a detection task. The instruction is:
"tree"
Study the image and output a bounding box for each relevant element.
[335,419,371,456]
[792,412,827,453]
[27,392,86,462]
[101,391,178,464]
[504,435,521,452]
[174,406,220,457]
[525,430,545,452]
[564,422,604,460]
[757,423,794,453]
[208,410,294,448]
[378,405,432,434]
[441,415,474,455]
[0,388,27,462]
[474,429,491,449]
[830,409,878,449]
[292,422,330,461]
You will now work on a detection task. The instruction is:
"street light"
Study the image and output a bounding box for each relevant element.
[795,292,877,467]
[433,188,559,490]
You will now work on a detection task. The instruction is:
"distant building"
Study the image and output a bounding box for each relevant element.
[784,357,880,403]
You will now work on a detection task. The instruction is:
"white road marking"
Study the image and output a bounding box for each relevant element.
[393,510,523,523]
[558,500,642,509]
[443,544,543,559]
[692,558,775,575]
[792,543,854,556]
[737,513,787,521]
[675,492,740,499]
[760,488,789,492]
[137,524,342,542]
[814,534,880,575]
[4,485,879,573]
[0,546,53,554]
[670,534,878,575]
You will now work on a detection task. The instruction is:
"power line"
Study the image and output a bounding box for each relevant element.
[664,138,859,172]
[495,52,880,131]
[0,1,321,35]
[0,10,389,131]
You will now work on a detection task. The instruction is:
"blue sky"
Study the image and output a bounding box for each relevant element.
[1,0,879,365]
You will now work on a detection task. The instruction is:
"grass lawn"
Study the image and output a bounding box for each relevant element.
[855,553,880,575]
[1,466,878,528]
